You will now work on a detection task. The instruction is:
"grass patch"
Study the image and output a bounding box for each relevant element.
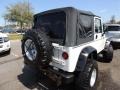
[8,34,23,40]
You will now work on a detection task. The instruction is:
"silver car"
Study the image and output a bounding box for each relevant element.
[105,24,120,47]
[0,33,11,54]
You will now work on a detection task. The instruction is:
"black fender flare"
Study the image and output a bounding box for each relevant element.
[75,46,97,72]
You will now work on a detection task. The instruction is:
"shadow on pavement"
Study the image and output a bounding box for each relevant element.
[17,66,75,90]
[0,52,9,57]
[17,66,39,89]
[112,45,120,50]
[18,66,120,90]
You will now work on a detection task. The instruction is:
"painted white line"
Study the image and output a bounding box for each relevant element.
[11,52,19,57]
[10,40,21,42]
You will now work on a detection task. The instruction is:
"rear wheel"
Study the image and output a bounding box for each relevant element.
[75,60,98,90]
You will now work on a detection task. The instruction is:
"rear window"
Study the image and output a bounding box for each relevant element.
[33,11,66,39]
[106,26,120,31]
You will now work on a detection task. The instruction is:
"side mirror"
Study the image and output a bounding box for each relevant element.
[103,24,107,33]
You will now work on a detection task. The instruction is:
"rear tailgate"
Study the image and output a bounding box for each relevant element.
[51,43,66,65]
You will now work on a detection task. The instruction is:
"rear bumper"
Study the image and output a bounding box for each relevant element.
[49,68,74,84]
[24,60,74,84]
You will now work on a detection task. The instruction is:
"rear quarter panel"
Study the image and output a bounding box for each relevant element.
[50,38,106,72]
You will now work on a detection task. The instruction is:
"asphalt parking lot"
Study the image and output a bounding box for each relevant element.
[0,40,120,90]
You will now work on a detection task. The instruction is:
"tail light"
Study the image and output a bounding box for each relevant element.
[62,52,69,60]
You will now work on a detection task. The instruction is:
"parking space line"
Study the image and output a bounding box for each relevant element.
[0,56,23,65]
[11,52,19,57]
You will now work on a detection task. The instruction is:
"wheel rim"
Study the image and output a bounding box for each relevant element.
[90,68,97,87]
[24,39,37,61]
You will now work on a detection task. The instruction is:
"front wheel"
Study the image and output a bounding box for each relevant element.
[75,60,98,90]
[102,44,113,63]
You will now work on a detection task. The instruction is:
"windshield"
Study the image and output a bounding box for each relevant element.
[106,26,120,31]
[33,11,66,39]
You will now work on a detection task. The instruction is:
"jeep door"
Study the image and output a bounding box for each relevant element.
[94,17,106,52]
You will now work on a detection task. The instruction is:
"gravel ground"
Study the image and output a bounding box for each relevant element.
[0,40,120,90]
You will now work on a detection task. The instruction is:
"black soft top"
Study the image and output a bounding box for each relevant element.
[34,7,99,46]
[34,7,96,17]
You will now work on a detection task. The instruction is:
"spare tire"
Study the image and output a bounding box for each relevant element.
[22,29,53,68]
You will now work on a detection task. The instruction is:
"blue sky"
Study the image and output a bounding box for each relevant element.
[0,0,120,26]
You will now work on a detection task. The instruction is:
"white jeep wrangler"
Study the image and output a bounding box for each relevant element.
[22,7,113,90]
[0,33,11,54]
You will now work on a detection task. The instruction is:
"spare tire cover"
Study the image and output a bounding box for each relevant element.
[22,29,53,67]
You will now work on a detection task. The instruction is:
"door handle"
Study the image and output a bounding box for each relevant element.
[102,33,104,36]
[96,35,98,39]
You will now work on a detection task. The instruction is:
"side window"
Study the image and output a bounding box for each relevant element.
[79,28,86,38]
[79,14,93,38]
[95,18,102,33]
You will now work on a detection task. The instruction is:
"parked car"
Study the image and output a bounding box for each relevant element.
[0,33,11,54]
[16,29,26,35]
[22,7,113,90]
[105,24,120,47]
[2,29,16,34]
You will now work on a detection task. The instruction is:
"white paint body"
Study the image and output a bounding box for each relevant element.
[50,38,106,72]
[50,17,107,72]
[0,33,11,53]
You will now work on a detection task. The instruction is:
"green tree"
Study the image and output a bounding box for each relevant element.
[4,1,34,29]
